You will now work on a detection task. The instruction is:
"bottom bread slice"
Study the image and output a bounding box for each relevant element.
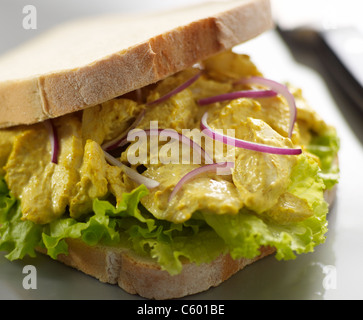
[55,239,275,300]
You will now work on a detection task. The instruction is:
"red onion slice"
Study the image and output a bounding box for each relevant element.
[200,112,302,155]
[236,76,297,138]
[169,162,234,201]
[102,110,145,151]
[126,128,214,164]
[103,151,160,189]
[43,119,59,164]
[146,71,202,106]
[198,90,277,106]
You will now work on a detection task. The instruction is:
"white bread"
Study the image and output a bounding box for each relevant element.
[0,0,273,128]
[55,239,276,300]
[49,185,337,300]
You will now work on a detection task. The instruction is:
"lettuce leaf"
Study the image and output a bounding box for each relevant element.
[0,178,42,260]
[41,213,121,259]
[202,154,328,261]
[93,199,226,275]
[41,185,150,259]
[0,182,149,261]
[307,128,340,189]
[0,181,225,275]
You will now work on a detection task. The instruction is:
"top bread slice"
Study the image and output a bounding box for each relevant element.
[0,0,273,129]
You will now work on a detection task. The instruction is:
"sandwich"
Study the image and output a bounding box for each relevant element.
[0,0,339,299]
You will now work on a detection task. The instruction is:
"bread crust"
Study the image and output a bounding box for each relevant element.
[0,0,273,128]
[56,239,275,300]
[53,184,337,300]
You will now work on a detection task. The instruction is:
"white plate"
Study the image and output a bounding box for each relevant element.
[1,0,363,300]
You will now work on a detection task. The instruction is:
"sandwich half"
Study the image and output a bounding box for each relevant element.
[0,0,339,299]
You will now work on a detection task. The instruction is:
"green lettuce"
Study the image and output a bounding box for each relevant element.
[0,178,42,260]
[203,154,328,261]
[0,181,225,275]
[0,150,333,275]
[93,199,226,275]
[307,128,340,189]
[0,181,149,261]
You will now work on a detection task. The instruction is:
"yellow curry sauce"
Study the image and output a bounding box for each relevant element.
[0,51,330,225]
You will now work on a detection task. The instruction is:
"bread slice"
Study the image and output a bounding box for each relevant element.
[56,239,275,300]
[0,0,273,128]
[51,185,337,300]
